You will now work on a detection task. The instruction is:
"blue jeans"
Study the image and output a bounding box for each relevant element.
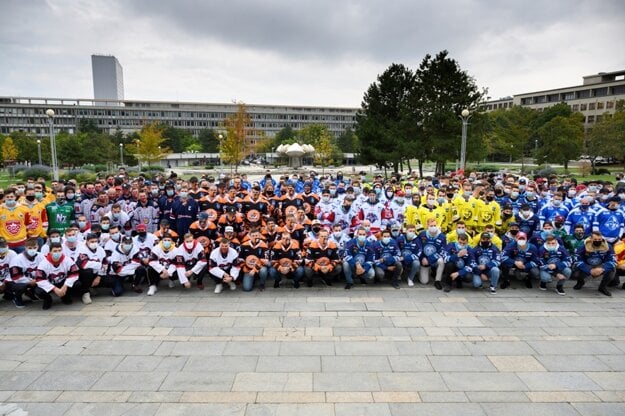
[342,260,375,284]
[242,267,268,291]
[269,266,304,284]
[474,267,500,288]
[540,267,572,282]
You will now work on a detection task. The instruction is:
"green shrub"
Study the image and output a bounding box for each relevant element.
[204,165,214,170]
[537,166,557,177]
[593,168,611,175]
[17,166,52,181]
[141,165,164,172]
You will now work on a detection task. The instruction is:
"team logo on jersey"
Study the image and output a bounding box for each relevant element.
[5,220,21,236]
[587,257,603,266]
[604,215,620,232]
[478,255,491,265]
[365,212,379,223]
[423,244,437,257]
[56,213,67,224]
[455,259,465,269]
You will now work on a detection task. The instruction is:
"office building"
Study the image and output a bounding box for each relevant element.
[91,55,124,102]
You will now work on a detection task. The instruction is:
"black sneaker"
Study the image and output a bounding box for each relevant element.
[13,296,25,309]
[500,279,510,289]
[259,284,265,292]
[344,283,353,290]
[323,279,333,287]
[273,280,280,288]
[61,296,73,305]
[599,287,612,297]
[573,280,585,290]
[490,286,497,294]
[539,281,547,291]
[391,281,400,289]
[456,280,463,289]
[556,285,565,296]
[42,298,52,310]
[434,281,443,290]
[443,285,451,293]
[359,278,368,285]
[25,291,39,301]
[293,281,300,289]
[525,279,533,289]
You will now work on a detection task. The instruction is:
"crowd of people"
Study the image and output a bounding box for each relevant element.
[1,167,624,310]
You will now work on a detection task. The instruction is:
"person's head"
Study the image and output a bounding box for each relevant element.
[574,224,585,238]
[48,229,61,244]
[317,228,329,244]
[108,224,121,242]
[224,226,235,238]
[480,232,491,247]
[183,233,195,249]
[198,212,209,227]
[249,228,261,243]
[85,233,99,251]
[404,224,416,240]
[161,233,174,250]
[591,230,604,247]
[580,197,592,210]
[49,242,63,261]
[457,233,469,247]
[311,220,322,234]
[426,218,438,234]
[455,221,467,235]
[544,235,559,251]
[380,229,392,245]
[120,236,133,253]
[65,228,78,244]
[542,221,554,235]
[281,231,291,244]
[24,237,38,257]
[219,237,230,253]
[516,231,528,247]
[390,223,402,238]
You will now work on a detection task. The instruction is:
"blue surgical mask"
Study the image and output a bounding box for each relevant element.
[66,236,77,243]
[167,190,174,197]
[122,243,133,252]
[357,235,366,243]
[162,240,172,249]
[26,248,38,257]
[51,252,62,261]
[406,232,416,240]
[78,221,87,229]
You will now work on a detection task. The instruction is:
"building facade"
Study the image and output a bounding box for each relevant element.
[91,55,124,102]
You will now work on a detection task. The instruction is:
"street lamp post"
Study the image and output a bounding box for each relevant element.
[45,109,59,181]
[218,133,224,174]
[459,108,471,172]
[36,139,42,165]
[119,143,124,165]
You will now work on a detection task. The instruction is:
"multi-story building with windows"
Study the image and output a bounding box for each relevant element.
[483,69,625,130]
[91,55,124,102]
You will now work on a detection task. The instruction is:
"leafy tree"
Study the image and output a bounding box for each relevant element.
[587,106,625,168]
[336,127,360,153]
[415,50,487,175]
[127,123,172,167]
[2,136,19,163]
[8,131,41,164]
[356,63,418,173]
[198,129,219,152]
[56,132,85,166]
[486,106,537,167]
[535,114,584,171]
[159,124,195,153]
[186,142,203,153]
[78,119,101,134]
[221,102,263,172]
[314,132,335,171]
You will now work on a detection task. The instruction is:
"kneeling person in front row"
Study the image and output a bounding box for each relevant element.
[209,238,241,294]
[574,230,617,297]
[35,242,83,310]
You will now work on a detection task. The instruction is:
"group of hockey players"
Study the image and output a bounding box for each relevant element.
[1,168,624,310]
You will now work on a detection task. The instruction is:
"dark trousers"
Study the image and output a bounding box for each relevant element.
[34,280,83,303]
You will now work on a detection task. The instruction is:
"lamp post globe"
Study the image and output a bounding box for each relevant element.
[45,109,55,118]
[459,108,471,173]
[461,108,470,118]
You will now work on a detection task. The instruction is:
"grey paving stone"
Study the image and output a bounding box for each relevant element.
[46,355,123,371]
[394,342,433,355]
[223,341,280,356]
[585,371,625,390]
[429,341,471,355]
[319,316,365,327]
[233,372,312,392]
[322,356,391,372]
[428,356,497,372]
[527,340,622,355]
[0,340,38,355]
[0,371,43,390]
[465,391,530,402]
[82,340,162,356]
[536,355,612,372]
[157,403,246,416]
[184,356,258,373]
[279,341,335,356]
[91,371,168,391]
[441,372,528,391]
[156,356,189,372]
[389,403,486,416]
[160,371,236,391]
[169,341,228,356]
[26,371,103,391]
[314,372,380,391]
[220,327,265,336]
[77,316,126,327]
[192,317,236,327]
[16,403,73,416]
[335,403,392,416]
[156,316,197,327]
[169,327,222,336]
[244,403,334,416]
[0,326,50,335]
[573,403,625,416]
[377,372,448,392]
[256,356,321,373]
[64,403,160,416]
[115,356,166,371]
[517,371,602,391]
[335,341,399,356]
[481,403,582,416]
[464,341,536,356]
[118,316,161,327]
[596,355,625,371]
[388,356,434,372]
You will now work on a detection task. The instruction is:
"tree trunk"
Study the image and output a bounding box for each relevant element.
[564,160,568,172]
[406,159,412,174]
[418,160,424,178]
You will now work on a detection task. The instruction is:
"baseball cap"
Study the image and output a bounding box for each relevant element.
[136,224,147,232]
[198,212,209,220]
[224,226,234,233]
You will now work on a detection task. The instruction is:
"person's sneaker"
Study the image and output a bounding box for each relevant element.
[132,285,143,294]
[293,281,300,289]
[500,279,510,289]
[490,286,497,294]
[443,285,451,293]
[25,291,39,301]
[273,280,280,288]
[359,278,368,285]
[13,296,25,309]
[42,298,52,310]
[82,292,92,304]
[391,281,400,289]
[539,281,547,291]
[573,280,585,290]
[228,281,237,291]
[168,280,176,288]
[599,287,612,297]
[306,280,313,288]
[196,283,204,290]
[322,278,333,286]
[434,281,443,290]
[147,285,157,296]
[61,296,73,305]
[407,279,415,287]
[259,283,265,292]
[214,283,223,294]
[525,279,533,289]
[344,283,353,290]
[456,280,463,289]
[556,285,566,296]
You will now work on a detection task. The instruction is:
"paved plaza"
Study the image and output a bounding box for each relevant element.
[1,283,625,416]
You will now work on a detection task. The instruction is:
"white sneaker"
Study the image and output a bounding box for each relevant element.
[81,292,92,304]
[214,283,223,294]
[168,280,175,288]
[147,285,157,296]
[228,281,237,291]
[407,279,415,287]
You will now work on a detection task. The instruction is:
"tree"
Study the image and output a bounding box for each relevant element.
[487,106,537,168]
[535,114,584,171]
[356,63,418,173]
[2,136,18,164]
[127,123,172,167]
[336,127,359,153]
[160,124,195,153]
[198,129,219,152]
[56,132,86,166]
[8,131,41,164]
[221,102,263,172]
[415,50,487,175]
[587,106,625,168]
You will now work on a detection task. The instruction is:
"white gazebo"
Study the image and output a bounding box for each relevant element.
[276,143,315,168]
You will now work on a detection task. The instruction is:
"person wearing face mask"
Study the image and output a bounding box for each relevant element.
[472,233,501,294]
[372,229,403,289]
[500,231,540,289]
[0,189,29,254]
[443,233,474,292]
[169,188,199,239]
[158,184,179,223]
[502,222,521,248]
[404,193,422,230]
[385,190,408,228]
[477,189,501,234]
[356,189,385,235]
[132,191,159,233]
[76,233,108,304]
[132,223,157,280]
[342,227,375,289]
[564,197,596,236]
[59,228,81,263]
[145,233,179,294]
[417,194,445,233]
[105,236,141,297]
[593,197,625,244]
[304,228,342,287]
[0,237,18,306]
[269,231,304,288]
[574,231,618,296]
[34,242,82,310]
[514,203,540,237]
[453,182,480,233]
[239,229,269,292]
[22,188,48,248]
[538,235,572,295]
[417,218,447,289]
[314,189,337,228]
[209,237,241,294]
[45,188,76,236]
[174,233,208,290]
[538,192,569,228]
[396,224,421,287]
[469,224,502,250]
[7,237,42,308]
[104,203,131,238]
[446,221,474,246]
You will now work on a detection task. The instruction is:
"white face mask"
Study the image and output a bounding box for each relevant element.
[184,241,194,250]
[88,242,99,250]
[428,226,438,234]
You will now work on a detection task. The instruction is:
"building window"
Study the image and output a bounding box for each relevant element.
[572,104,579,111]
[597,102,604,110]
[588,102,595,110]
[564,92,575,100]
[580,104,587,111]
[587,115,595,123]
[593,87,608,97]
[607,101,614,109]
[577,90,591,99]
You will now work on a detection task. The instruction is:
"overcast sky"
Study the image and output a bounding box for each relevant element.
[1,0,624,107]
